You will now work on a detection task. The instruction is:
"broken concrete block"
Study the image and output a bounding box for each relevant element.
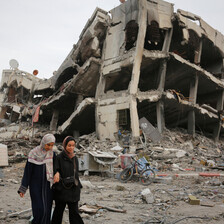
[0,168,3,179]
[111,143,123,151]
[188,195,200,205]
[141,188,154,204]
[139,117,161,143]
[0,144,8,166]
[176,150,187,158]
[80,180,95,189]
[200,201,215,207]
[115,185,126,191]
[78,151,117,172]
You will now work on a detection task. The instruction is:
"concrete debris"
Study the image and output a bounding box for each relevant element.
[188,194,200,205]
[80,180,96,189]
[79,204,101,214]
[0,144,8,166]
[176,149,187,158]
[115,185,126,191]
[141,188,155,204]
[7,208,32,218]
[111,143,123,151]
[79,204,126,214]
[79,151,117,173]
[139,117,162,143]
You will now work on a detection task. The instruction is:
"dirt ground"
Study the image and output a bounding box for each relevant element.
[0,162,224,224]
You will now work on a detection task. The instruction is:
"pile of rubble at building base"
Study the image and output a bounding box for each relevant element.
[0,120,223,175]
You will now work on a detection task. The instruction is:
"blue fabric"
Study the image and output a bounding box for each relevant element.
[21,160,53,224]
[136,157,158,173]
[137,157,149,171]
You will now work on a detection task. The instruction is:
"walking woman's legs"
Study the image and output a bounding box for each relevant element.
[67,201,84,224]
[51,200,66,224]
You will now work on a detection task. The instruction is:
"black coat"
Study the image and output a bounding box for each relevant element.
[18,160,53,224]
[53,151,82,203]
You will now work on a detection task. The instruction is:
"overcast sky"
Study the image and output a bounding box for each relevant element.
[0,0,224,81]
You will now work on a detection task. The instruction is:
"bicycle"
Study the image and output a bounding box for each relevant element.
[118,156,155,185]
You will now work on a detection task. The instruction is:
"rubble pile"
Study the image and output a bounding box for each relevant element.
[0,122,224,224]
[0,121,56,163]
[74,127,224,174]
[1,119,223,175]
[148,128,224,172]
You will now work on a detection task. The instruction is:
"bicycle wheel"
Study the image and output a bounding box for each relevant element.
[119,167,133,183]
[139,168,155,185]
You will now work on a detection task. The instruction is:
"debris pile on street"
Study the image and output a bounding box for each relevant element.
[0,125,224,224]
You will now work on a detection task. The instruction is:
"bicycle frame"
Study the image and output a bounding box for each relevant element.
[119,156,155,185]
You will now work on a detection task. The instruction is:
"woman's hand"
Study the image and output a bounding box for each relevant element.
[54,172,60,183]
[19,192,25,198]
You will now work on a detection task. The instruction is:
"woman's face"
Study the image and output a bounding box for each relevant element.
[44,142,54,151]
[66,140,75,153]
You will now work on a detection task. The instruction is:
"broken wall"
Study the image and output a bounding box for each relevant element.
[97,94,130,140]
[0,69,42,124]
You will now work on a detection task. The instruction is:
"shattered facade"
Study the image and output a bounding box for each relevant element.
[1,0,224,142]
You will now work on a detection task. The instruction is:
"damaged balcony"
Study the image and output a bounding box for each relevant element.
[33,8,109,135]
[171,9,224,76]
[58,98,95,136]
[166,53,224,104]
[137,90,220,136]
[52,8,108,91]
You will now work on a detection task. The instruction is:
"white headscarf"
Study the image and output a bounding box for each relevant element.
[28,134,56,186]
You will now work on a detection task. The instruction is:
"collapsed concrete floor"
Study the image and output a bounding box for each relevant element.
[1,0,224,143]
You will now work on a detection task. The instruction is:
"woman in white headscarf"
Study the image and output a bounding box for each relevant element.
[18,133,56,224]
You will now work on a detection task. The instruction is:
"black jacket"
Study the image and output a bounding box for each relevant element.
[53,151,82,202]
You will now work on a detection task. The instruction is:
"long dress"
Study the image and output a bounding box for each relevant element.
[19,160,53,224]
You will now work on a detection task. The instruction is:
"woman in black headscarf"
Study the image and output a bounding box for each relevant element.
[51,136,84,224]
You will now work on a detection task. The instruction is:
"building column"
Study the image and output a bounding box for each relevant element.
[187,40,202,136]
[162,27,173,52]
[95,21,108,99]
[156,100,165,133]
[74,95,84,111]
[95,75,106,98]
[156,28,173,132]
[129,0,147,95]
[94,14,111,139]
[187,75,199,136]
[213,90,224,141]
[130,96,139,138]
[73,130,80,140]
[157,59,167,92]
[50,109,59,131]
[129,0,147,138]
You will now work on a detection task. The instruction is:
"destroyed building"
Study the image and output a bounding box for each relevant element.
[1,0,224,142]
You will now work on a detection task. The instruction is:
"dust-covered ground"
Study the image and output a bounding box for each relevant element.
[0,162,224,224]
